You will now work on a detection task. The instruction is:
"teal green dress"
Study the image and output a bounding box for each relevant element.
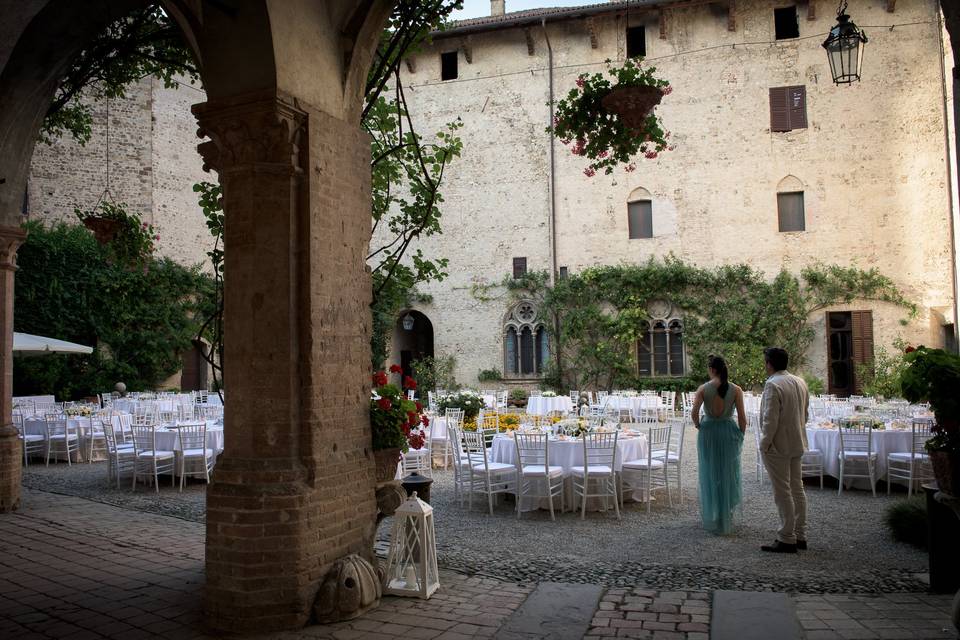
[697,383,744,535]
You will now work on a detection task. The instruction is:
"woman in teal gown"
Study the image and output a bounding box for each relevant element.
[693,356,747,535]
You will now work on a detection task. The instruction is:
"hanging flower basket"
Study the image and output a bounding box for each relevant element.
[548,57,674,176]
[601,85,665,131]
[82,216,123,245]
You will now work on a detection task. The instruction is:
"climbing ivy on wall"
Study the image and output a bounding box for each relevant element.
[475,258,915,392]
[13,221,213,400]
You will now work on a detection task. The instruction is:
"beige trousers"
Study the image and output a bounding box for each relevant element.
[761,453,807,544]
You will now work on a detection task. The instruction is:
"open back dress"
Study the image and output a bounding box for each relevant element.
[697,382,744,535]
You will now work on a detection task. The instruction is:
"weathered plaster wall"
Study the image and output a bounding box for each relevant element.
[384,0,956,386]
[27,75,211,270]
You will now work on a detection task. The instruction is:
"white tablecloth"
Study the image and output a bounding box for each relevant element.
[805,426,923,488]
[427,416,448,441]
[489,432,648,511]
[602,396,659,418]
[154,424,224,453]
[526,396,573,416]
[482,394,497,409]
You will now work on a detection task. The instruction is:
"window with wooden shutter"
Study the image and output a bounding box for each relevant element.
[513,257,527,279]
[850,310,874,394]
[777,191,805,232]
[770,86,807,132]
[628,200,653,239]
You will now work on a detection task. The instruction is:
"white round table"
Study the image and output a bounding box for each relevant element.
[489,432,648,511]
[602,395,659,419]
[805,425,926,489]
[526,396,573,416]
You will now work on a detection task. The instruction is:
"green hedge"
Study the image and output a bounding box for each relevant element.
[14,221,213,400]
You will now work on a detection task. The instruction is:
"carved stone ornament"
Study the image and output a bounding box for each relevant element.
[376,480,406,525]
[192,94,307,175]
[0,227,28,271]
[313,554,382,624]
[647,299,672,320]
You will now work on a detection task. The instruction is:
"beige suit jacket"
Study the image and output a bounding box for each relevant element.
[759,370,810,458]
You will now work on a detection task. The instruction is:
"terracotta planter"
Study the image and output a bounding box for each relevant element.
[601,85,664,131]
[82,216,122,245]
[373,448,401,484]
[930,450,960,497]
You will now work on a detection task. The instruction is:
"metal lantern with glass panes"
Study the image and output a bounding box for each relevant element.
[382,492,439,599]
[821,1,867,85]
[402,313,415,331]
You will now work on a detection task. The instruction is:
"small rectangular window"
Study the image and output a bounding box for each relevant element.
[628,201,653,239]
[769,85,807,132]
[774,6,799,39]
[440,51,458,81]
[626,26,646,58]
[513,257,527,279]
[777,191,805,232]
[558,266,568,280]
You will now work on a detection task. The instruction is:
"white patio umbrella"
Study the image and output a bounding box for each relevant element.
[12,332,93,356]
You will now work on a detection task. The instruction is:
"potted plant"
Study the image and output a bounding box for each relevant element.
[900,346,960,495]
[548,57,673,176]
[371,365,428,483]
[508,388,528,407]
[437,390,484,420]
[75,201,158,264]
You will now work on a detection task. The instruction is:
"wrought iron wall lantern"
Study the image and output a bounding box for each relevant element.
[402,313,415,331]
[822,1,868,85]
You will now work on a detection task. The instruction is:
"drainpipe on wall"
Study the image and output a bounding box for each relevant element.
[543,17,558,286]
[937,5,960,353]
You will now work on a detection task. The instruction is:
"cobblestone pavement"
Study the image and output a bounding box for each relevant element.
[794,593,959,640]
[586,588,711,639]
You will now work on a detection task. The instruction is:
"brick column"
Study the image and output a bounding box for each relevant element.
[0,226,27,513]
[194,91,376,633]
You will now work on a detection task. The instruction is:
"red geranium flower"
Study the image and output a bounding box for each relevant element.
[415,401,423,412]
[905,345,916,353]
[377,397,392,411]
[389,364,402,373]
[403,376,417,390]
[373,371,387,386]
[421,415,430,427]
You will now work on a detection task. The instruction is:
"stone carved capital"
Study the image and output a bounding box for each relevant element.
[192,92,307,175]
[0,227,28,272]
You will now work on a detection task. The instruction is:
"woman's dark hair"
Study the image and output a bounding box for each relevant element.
[708,355,730,399]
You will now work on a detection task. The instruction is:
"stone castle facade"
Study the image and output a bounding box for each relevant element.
[24,0,960,395]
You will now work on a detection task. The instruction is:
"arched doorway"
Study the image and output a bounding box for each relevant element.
[394,310,434,380]
[0,0,393,632]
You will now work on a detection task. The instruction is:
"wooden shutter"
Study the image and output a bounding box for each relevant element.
[777,192,805,232]
[770,87,790,132]
[770,86,807,131]
[851,310,874,394]
[788,85,807,129]
[513,257,527,279]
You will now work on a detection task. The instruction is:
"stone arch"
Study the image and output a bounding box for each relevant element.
[502,300,548,377]
[777,174,804,192]
[392,309,435,380]
[627,186,652,202]
[0,0,394,633]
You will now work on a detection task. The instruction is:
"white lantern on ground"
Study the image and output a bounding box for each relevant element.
[383,492,439,599]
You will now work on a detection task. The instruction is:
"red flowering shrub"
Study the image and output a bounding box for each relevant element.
[389,364,403,373]
[370,370,428,452]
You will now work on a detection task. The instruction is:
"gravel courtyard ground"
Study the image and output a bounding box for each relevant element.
[22,425,930,595]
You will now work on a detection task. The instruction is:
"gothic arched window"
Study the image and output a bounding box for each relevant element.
[504,301,549,376]
[637,301,685,377]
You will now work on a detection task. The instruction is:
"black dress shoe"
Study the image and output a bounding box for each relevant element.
[796,540,807,550]
[761,540,798,553]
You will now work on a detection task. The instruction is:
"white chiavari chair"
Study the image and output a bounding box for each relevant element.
[15,412,45,466]
[514,433,564,521]
[44,413,79,465]
[462,430,513,515]
[177,421,216,492]
[132,424,176,493]
[102,417,135,487]
[571,431,620,520]
[887,419,934,496]
[621,424,671,513]
[838,420,878,496]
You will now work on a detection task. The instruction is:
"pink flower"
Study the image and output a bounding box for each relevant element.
[576,76,586,88]
[598,151,608,159]
[667,145,676,151]
[665,131,671,138]
[141,223,148,229]
[644,150,658,159]
[583,167,596,177]
[154,235,160,240]
[625,164,636,173]
[662,85,673,95]
[571,140,586,156]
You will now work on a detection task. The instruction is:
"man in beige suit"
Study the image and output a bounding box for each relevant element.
[759,347,810,553]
